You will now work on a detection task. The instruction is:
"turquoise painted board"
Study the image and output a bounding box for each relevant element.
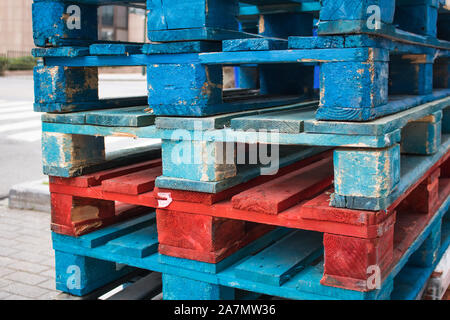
[42,106,154,127]
[156,101,317,130]
[155,146,329,193]
[305,92,450,135]
[231,107,316,133]
[107,225,159,258]
[51,197,450,299]
[234,230,323,286]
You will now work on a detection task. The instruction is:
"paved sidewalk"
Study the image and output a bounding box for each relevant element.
[0,199,58,300]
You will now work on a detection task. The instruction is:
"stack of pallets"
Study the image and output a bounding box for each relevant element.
[32,0,450,300]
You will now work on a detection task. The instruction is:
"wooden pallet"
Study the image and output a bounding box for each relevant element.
[48,135,450,291]
[42,96,449,210]
[33,1,450,46]
[33,34,450,118]
[51,193,450,299]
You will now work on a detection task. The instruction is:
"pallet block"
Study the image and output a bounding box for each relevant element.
[42,130,161,178]
[55,250,135,296]
[147,61,308,116]
[147,0,240,42]
[397,168,441,215]
[162,274,235,300]
[51,193,149,236]
[333,144,401,205]
[42,132,105,177]
[394,0,439,37]
[32,1,97,47]
[34,65,147,112]
[157,209,274,263]
[32,0,146,47]
[401,111,442,155]
[161,139,237,183]
[50,195,450,299]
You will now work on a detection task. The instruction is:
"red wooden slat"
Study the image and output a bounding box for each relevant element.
[231,157,333,215]
[50,159,162,188]
[101,166,162,195]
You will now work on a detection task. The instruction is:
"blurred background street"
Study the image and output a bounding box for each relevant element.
[0,74,151,198]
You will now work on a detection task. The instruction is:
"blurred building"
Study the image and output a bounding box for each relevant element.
[0,0,146,57]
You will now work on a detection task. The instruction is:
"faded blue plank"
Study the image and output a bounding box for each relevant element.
[306,92,450,135]
[106,225,159,258]
[155,146,329,193]
[42,106,154,127]
[235,230,323,286]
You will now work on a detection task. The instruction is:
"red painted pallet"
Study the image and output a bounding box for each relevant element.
[155,150,450,292]
[48,147,450,292]
[49,159,162,236]
[48,151,333,236]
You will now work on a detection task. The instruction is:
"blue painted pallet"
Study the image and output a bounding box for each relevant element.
[33,61,148,113]
[32,0,146,47]
[52,196,450,299]
[37,32,450,118]
[41,97,449,210]
[32,0,450,48]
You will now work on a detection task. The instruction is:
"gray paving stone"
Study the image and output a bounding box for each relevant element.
[3,282,51,299]
[16,235,49,245]
[40,257,55,268]
[11,242,44,253]
[0,230,19,240]
[37,291,59,300]
[5,271,47,286]
[0,238,20,248]
[0,278,13,288]
[38,279,56,291]
[40,269,55,279]
[0,202,59,300]
[0,256,15,266]
[0,267,15,278]
[0,223,20,232]
[14,251,47,264]
[7,260,49,274]
[0,247,18,257]
[3,294,32,300]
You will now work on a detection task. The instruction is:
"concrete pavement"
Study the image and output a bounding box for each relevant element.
[0,74,153,299]
[0,199,57,300]
[0,74,150,197]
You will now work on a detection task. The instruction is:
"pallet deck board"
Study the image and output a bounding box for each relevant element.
[231,157,333,214]
[234,230,323,286]
[52,196,450,299]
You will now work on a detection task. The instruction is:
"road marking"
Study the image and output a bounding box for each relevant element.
[0,101,31,108]
[0,120,41,133]
[7,130,42,142]
[0,103,33,114]
[0,111,40,121]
